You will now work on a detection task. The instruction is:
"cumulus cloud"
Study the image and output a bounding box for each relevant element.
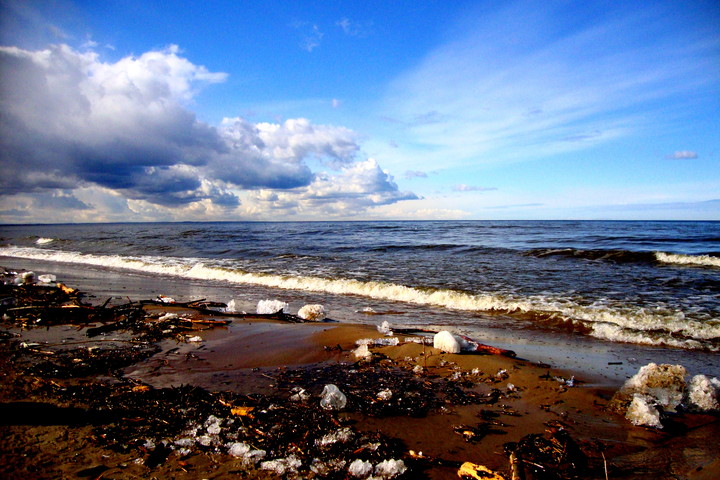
[0,43,415,221]
[667,150,698,159]
[252,159,418,217]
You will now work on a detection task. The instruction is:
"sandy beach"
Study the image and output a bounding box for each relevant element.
[1,273,719,480]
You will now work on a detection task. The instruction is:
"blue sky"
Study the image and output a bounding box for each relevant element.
[1,0,718,222]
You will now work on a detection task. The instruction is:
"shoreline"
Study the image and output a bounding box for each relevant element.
[1,271,719,479]
[4,255,718,385]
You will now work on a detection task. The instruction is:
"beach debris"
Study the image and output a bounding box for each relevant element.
[257,299,289,314]
[157,295,176,303]
[453,422,508,443]
[504,428,588,479]
[298,303,326,321]
[320,384,347,410]
[457,461,505,480]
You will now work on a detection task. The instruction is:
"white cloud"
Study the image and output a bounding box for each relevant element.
[667,150,699,159]
[453,184,498,192]
[0,43,417,222]
[380,2,719,172]
[249,159,418,218]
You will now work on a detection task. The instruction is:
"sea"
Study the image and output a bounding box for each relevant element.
[1,220,719,383]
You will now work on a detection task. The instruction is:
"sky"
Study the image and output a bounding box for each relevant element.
[0,0,718,223]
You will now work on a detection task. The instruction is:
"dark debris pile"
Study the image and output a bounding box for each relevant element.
[0,269,606,479]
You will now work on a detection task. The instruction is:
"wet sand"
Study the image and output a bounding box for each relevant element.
[1,276,719,479]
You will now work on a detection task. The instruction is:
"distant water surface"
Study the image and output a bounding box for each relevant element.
[2,220,719,381]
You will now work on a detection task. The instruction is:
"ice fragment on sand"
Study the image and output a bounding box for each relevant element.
[261,455,301,475]
[224,299,239,313]
[626,394,662,428]
[687,374,720,411]
[354,344,372,360]
[375,459,407,478]
[433,330,475,353]
[348,459,373,477]
[186,335,203,343]
[377,320,392,335]
[320,384,347,410]
[15,271,36,285]
[377,389,393,401]
[624,363,687,413]
[298,304,326,321]
[37,274,56,284]
[257,299,289,314]
[157,313,179,321]
[316,427,354,447]
[228,442,266,464]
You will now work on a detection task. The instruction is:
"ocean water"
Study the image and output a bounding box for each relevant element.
[2,220,719,381]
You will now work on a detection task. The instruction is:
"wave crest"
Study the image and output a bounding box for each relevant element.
[655,252,720,268]
[2,245,718,351]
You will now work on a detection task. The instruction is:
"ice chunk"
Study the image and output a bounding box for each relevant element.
[626,394,662,428]
[433,330,475,354]
[375,459,407,478]
[37,274,56,284]
[377,320,392,335]
[224,299,239,313]
[289,387,310,402]
[316,427,354,447]
[228,442,266,464]
[298,304,326,321]
[348,459,373,477]
[320,384,347,410]
[157,295,175,303]
[257,299,288,314]
[623,363,687,412]
[18,271,36,285]
[354,344,372,360]
[434,330,461,353]
[158,313,179,321]
[687,374,720,411]
[261,454,302,475]
[377,389,393,401]
[186,335,203,343]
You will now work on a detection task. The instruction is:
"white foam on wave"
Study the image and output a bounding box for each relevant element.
[2,245,718,350]
[655,251,720,268]
[35,238,54,245]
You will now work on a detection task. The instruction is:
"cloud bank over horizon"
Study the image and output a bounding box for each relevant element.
[0,43,417,222]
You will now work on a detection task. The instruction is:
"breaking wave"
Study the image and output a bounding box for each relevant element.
[655,252,720,268]
[529,248,720,269]
[1,245,718,351]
